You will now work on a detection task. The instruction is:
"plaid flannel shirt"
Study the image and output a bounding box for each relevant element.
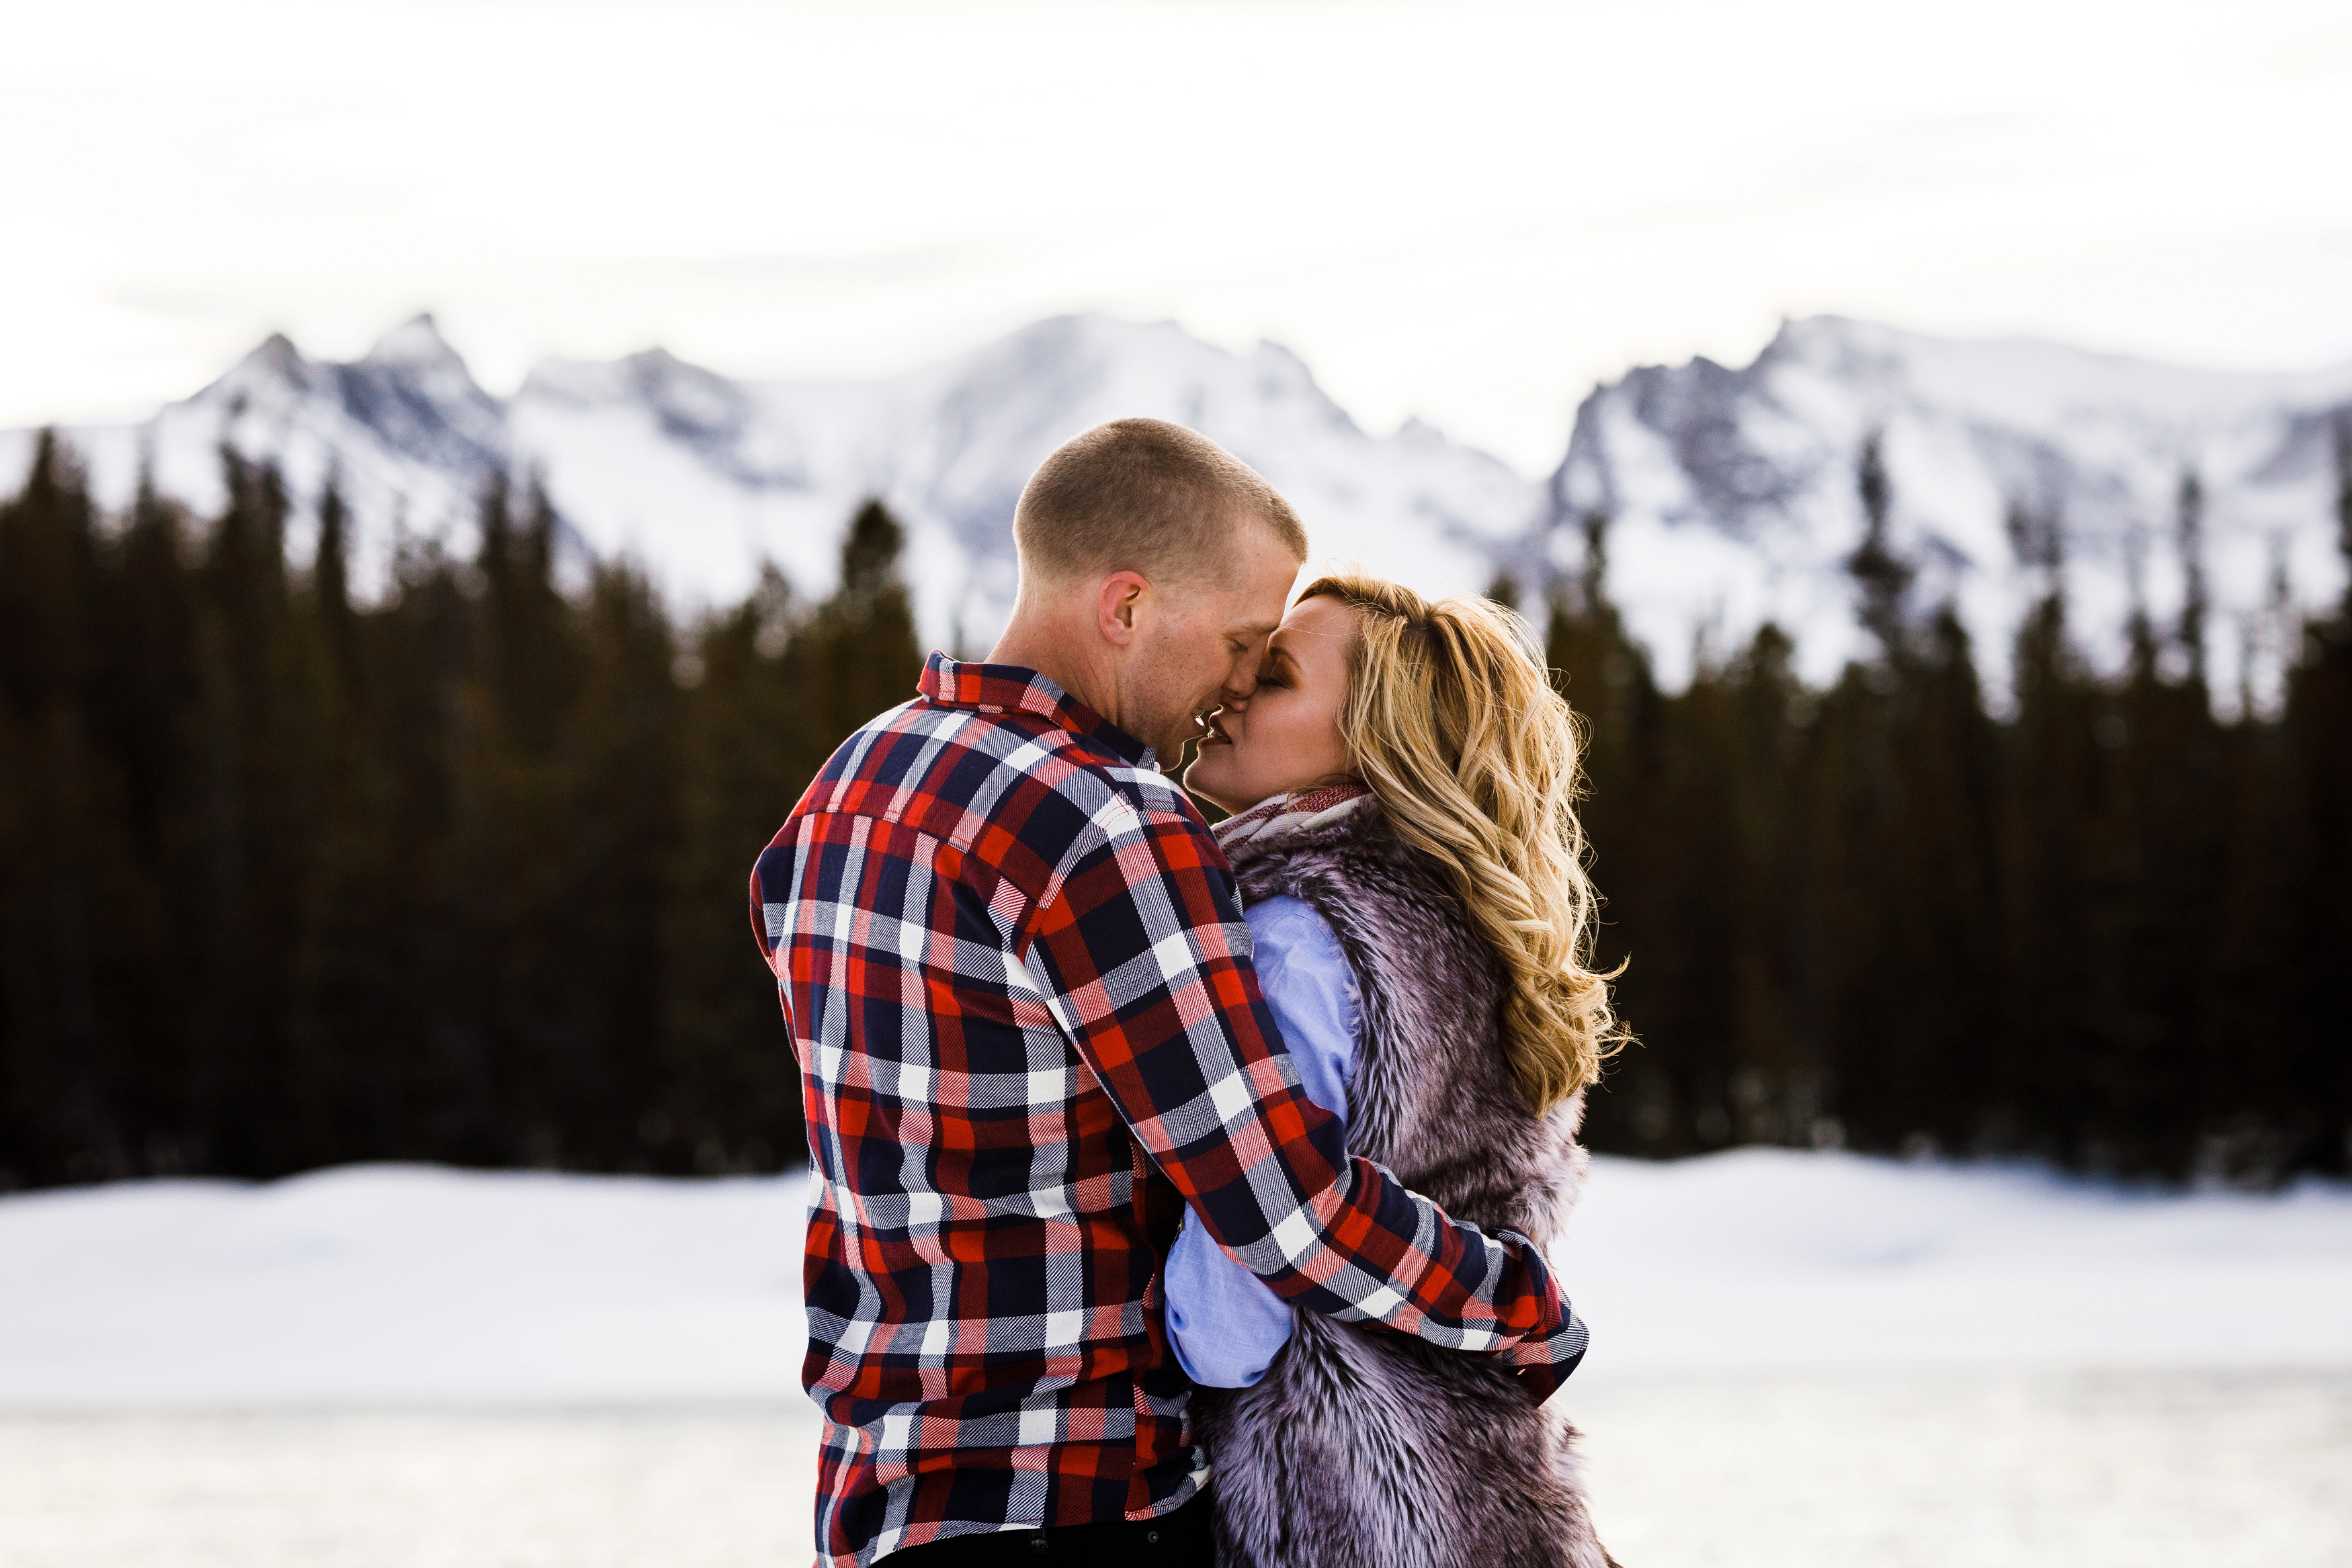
[751,653,1587,1568]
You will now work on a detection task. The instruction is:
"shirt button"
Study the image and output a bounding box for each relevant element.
[1146,1530,1161,1544]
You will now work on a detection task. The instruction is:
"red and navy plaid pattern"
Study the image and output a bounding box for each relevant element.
[751,653,1587,1567]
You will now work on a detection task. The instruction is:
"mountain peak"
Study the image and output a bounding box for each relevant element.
[364,314,467,372]
[239,331,308,376]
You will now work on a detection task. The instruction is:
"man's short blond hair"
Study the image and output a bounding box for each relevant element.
[1013,419,1308,589]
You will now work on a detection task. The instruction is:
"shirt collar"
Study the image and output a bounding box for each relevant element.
[920,651,1159,769]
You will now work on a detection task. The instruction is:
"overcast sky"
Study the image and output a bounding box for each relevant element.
[7,0,2350,475]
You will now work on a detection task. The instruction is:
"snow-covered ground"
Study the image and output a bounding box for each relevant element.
[3,1149,2347,1409]
[0,1166,806,1408]
[1558,1149,2352,1375]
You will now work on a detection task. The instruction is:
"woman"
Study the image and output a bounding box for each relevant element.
[1171,575,1622,1568]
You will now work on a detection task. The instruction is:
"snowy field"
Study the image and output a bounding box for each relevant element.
[4,1151,2351,1566]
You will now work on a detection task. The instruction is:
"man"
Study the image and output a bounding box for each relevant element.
[751,420,1587,1567]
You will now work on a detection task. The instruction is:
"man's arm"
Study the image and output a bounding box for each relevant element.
[1163,896,1354,1387]
[1021,792,1588,1401]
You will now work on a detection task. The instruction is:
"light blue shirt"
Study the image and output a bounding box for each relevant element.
[1163,895,1359,1387]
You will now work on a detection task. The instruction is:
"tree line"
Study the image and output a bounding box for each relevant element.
[0,432,917,1188]
[1550,427,2352,1183]
[1,425,2347,1190]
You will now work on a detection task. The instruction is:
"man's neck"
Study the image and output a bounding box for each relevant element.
[987,614,1121,734]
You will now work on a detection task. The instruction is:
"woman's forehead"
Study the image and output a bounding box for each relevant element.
[1272,597,1356,665]
[1279,595,1355,635]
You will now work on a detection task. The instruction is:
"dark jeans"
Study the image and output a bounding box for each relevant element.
[886,1487,1215,1566]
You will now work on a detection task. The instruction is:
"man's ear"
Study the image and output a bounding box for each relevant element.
[1095,571,1150,648]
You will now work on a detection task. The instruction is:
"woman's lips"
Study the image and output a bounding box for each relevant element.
[1198,713,1234,747]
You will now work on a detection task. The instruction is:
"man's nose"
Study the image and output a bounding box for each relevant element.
[1222,648,1267,702]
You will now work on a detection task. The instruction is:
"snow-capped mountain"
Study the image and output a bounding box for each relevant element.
[7,313,2349,700]
[15,317,512,599]
[1552,316,2352,694]
[515,314,1540,646]
[2,314,1537,653]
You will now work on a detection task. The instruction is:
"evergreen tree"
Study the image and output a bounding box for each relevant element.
[1992,504,2106,1164]
[806,500,925,745]
[1809,439,2001,1156]
[1847,430,1914,658]
[0,435,118,1183]
[1545,511,1675,1152]
[552,563,681,1167]
[188,451,322,1174]
[2337,412,2352,619]
[363,537,498,1161]
[2092,491,2224,1177]
[283,470,392,1166]
[2271,418,2352,1174]
[92,470,206,1173]
[661,568,821,1174]
[2177,468,2210,688]
[312,474,362,697]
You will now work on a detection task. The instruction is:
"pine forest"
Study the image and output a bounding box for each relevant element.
[1,427,2347,1190]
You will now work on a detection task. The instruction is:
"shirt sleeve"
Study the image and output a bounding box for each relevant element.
[1165,897,1357,1387]
[1021,795,1588,1402]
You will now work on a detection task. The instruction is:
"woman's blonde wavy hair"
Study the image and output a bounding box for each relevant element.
[1301,574,1626,1112]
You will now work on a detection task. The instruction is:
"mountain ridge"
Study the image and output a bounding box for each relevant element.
[1548,314,2352,694]
[5,313,2347,699]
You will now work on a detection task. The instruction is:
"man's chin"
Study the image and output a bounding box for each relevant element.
[1180,746,1236,801]
[1146,715,1212,767]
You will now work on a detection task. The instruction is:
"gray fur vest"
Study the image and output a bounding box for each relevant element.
[1192,787,1614,1568]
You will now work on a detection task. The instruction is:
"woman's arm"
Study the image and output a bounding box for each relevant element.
[1163,896,1359,1387]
